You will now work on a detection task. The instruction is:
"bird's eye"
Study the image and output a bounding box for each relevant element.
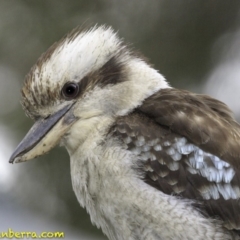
[61,82,79,100]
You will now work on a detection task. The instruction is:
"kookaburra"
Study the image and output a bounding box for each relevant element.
[9,26,240,240]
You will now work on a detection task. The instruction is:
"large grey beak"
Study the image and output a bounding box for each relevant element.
[9,103,76,164]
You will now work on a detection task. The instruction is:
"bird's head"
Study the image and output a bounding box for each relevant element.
[9,25,168,163]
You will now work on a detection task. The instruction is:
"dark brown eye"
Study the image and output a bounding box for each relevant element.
[61,82,79,100]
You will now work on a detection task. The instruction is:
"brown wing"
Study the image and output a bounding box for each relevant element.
[138,88,240,169]
[110,111,240,232]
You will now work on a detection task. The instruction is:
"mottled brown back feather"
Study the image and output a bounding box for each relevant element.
[109,112,240,234]
[109,86,240,233]
[138,88,240,169]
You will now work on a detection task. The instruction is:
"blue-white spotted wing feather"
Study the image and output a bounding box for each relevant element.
[110,88,240,232]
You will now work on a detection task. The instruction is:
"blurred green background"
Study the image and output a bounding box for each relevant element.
[1,1,240,239]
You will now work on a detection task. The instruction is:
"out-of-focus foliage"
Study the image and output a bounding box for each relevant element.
[1,1,240,239]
